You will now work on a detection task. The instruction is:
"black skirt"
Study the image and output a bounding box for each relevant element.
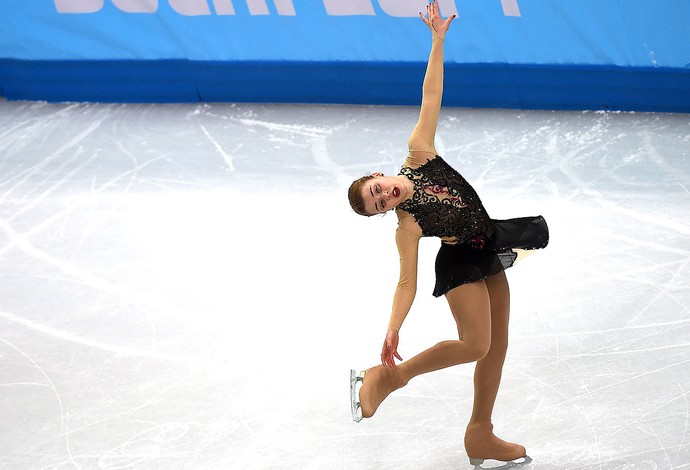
[433,216,549,297]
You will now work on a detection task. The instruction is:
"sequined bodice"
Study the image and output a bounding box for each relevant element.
[397,157,495,246]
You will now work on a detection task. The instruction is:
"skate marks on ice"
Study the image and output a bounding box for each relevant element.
[0,100,689,468]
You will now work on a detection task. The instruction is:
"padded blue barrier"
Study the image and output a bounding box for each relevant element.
[1,1,689,112]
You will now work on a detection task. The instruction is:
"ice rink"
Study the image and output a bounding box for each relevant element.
[0,99,689,469]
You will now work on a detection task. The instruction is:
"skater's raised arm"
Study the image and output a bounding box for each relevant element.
[408,1,456,159]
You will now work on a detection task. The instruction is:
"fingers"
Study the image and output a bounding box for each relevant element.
[381,331,401,367]
[383,345,393,367]
[381,350,402,368]
[418,10,430,26]
[420,1,434,19]
[381,352,391,367]
[420,1,455,29]
[429,0,440,18]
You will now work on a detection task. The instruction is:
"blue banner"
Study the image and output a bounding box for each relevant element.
[1,1,689,111]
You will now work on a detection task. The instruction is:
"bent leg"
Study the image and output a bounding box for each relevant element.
[397,279,492,382]
[359,280,492,418]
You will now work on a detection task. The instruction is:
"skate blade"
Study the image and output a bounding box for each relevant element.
[469,455,532,468]
[350,369,365,422]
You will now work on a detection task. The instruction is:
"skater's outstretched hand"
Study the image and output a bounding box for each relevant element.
[419,0,456,39]
[381,329,403,368]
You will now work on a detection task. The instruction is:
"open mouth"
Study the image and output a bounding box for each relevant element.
[392,186,400,198]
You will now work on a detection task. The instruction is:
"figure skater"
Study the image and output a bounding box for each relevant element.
[347,1,548,466]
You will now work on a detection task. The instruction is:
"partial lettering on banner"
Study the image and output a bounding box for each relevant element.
[54,0,295,14]
[325,0,459,18]
[54,0,103,13]
[54,0,518,17]
[501,0,520,17]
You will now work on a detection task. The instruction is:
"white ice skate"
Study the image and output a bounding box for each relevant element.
[350,369,366,422]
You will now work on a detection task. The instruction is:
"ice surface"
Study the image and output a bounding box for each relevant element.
[0,99,689,469]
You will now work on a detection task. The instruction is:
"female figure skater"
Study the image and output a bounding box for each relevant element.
[348,2,548,466]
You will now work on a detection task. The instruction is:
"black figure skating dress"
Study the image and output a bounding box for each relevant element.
[396,156,548,297]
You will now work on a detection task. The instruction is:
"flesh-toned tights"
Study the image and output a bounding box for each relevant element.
[359,271,524,459]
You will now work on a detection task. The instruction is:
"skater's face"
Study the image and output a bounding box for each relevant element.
[361,173,406,215]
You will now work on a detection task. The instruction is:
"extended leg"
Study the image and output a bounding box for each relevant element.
[358,280,492,419]
[464,271,527,464]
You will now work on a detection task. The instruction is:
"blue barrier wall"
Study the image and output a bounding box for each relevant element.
[1,1,689,111]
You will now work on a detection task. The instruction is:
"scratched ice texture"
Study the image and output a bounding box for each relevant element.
[0,99,689,470]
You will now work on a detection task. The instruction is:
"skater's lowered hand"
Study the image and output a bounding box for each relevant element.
[381,329,403,367]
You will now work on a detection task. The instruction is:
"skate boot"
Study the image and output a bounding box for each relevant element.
[464,422,531,466]
[350,365,407,422]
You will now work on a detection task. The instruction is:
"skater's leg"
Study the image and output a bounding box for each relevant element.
[397,279,492,381]
[469,271,510,424]
[359,280,491,418]
[464,271,526,463]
